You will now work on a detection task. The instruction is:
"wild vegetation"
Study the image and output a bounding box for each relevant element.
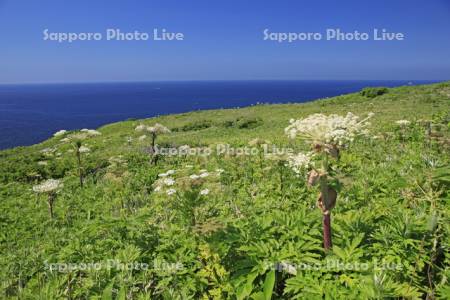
[1,82,449,299]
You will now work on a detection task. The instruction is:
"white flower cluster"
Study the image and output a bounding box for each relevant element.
[189,170,209,179]
[41,147,56,155]
[285,112,373,147]
[395,120,411,126]
[54,130,67,137]
[32,179,63,193]
[154,170,177,195]
[158,170,175,177]
[62,129,102,142]
[148,124,171,134]
[81,129,102,136]
[135,124,147,131]
[78,146,90,153]
[166,188,176,195]
[155,180,176,195]
[153,167,222,197]
[163,178,175,186]
[286,152,314,174]
[135,123,171,135]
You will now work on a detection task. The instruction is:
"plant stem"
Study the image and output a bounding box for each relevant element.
[48,193,55,219]
[76,149,83,187]
[320,153,332,250]
[151,133,156,153]
[323,213,332,250]
[279,162,284,194]
[151,133,159,165]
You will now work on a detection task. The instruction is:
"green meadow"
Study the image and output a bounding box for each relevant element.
[1,82,449,299]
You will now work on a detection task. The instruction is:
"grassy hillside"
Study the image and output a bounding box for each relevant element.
[1,82,449,299]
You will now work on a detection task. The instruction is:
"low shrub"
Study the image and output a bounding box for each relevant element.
[173,120,213,132]
[360,87,389,98]
[221,117,263,129]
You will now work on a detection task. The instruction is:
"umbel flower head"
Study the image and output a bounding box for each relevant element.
[69,129,101,141]
[135,123,170,135]
[80,129,102,136]
[54,130,67,137]
[32,179,63,193]
[395,119,411,126]
[200,188,210,195]
[148,123,171,134]
[286,152,314,174]
[78,146,90,153]
[153,167,222,197]
[135,124,146,131]
[285,112,373,148]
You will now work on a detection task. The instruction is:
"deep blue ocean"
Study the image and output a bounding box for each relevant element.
[0,80,437,150]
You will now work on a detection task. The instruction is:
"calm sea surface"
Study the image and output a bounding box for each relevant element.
[0,80,436,149]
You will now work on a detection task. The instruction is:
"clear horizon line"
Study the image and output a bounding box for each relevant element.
[0,78,446,86]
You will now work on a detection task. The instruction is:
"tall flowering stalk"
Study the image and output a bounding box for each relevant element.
[136,123,170,164]
[32,179,63,219]
[285,112,372,250]
[74,141,90,187]
[395,119,411,143]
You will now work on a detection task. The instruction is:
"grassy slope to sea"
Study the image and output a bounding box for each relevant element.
[1,81,449,299]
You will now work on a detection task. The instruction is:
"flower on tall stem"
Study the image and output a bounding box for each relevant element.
[395,119,411,126]
[286,112,373,250]
[53,130,67,137]
[32,179,63,219]
[395,119,411,142]
[136,123,171,164]
[81,129,102,136]
[74,141,90,187]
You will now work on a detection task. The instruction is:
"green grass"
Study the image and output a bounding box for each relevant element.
[1,81,449,299]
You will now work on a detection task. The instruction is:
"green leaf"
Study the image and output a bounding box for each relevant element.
[350,233,364,250]
[333,245,347,261]
[237,281,253,300]
[101,282,114,300]
[118,286,126,300]
[263,270,275,300]
[251,292,266,300]
[237,272,258,300]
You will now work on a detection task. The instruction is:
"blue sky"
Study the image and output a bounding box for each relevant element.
[0,0,449,83]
